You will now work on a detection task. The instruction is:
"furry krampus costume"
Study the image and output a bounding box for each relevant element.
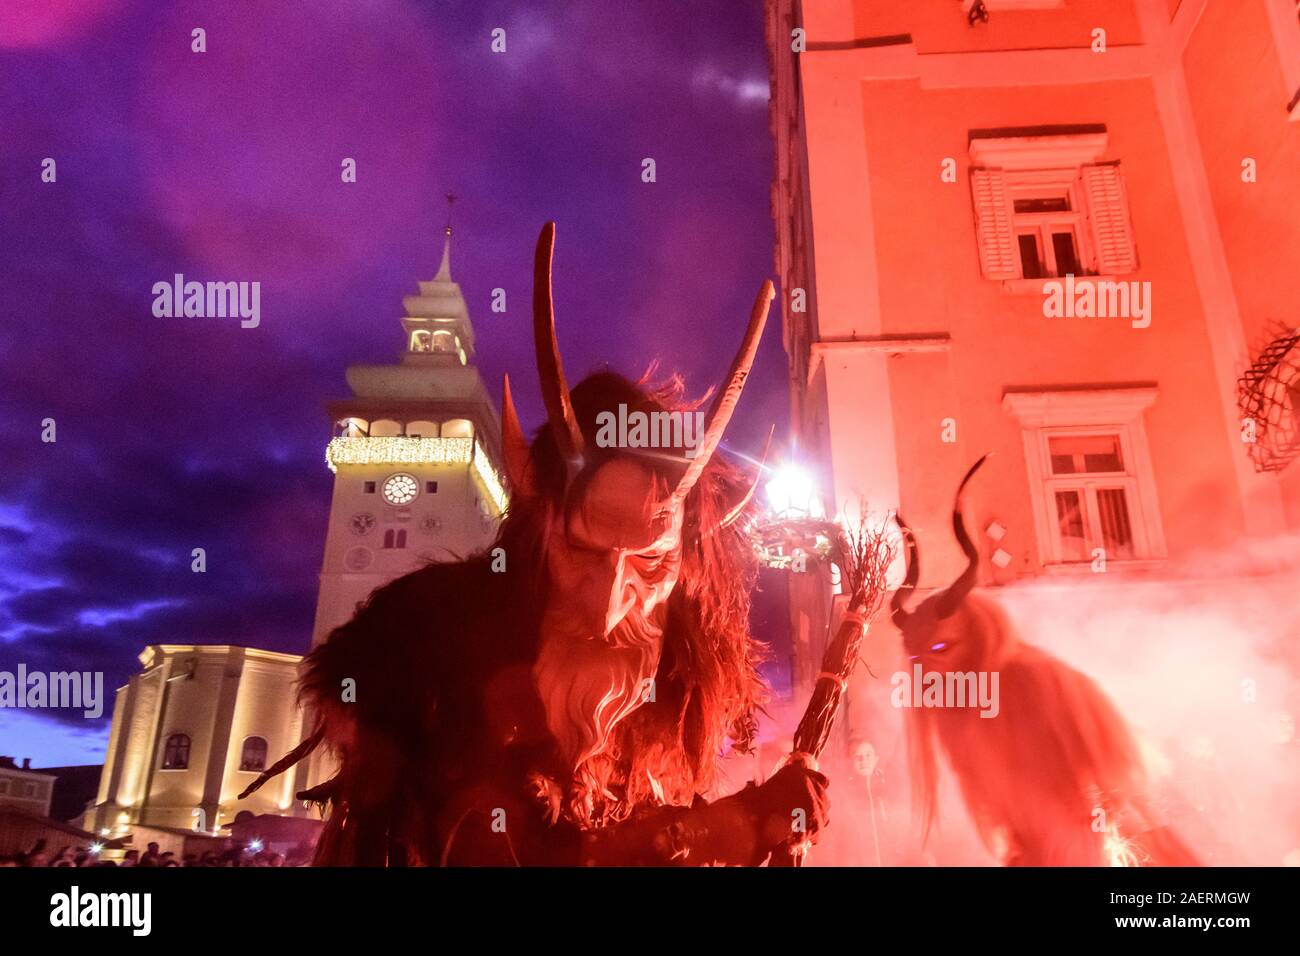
[892,458,1197,866]
[241,224,828,865]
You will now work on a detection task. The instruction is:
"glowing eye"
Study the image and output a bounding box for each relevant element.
[930,642,948,652]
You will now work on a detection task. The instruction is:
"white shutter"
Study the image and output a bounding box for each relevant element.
[970,168,1018,279]
[1080,162,1137,275]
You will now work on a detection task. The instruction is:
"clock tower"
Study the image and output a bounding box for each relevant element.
[310,227,507,649]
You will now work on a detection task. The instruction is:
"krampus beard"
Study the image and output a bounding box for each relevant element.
[534,604,663,774]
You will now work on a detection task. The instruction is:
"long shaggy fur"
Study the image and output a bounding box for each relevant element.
[908,593,1197,866]
[297,372,766,863]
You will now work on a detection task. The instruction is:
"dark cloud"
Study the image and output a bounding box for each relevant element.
[0,0,782,761]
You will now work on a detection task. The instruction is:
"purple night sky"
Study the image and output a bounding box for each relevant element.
[0,1,790,765]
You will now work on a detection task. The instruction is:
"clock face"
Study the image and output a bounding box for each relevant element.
[382,473,419,506]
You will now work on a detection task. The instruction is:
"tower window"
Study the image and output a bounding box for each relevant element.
[239,736,268,772]
[442,418,474,438]
[426,481,438,493]
[162,733,191,770]
[383,529,408,549]
[363,481,376,494]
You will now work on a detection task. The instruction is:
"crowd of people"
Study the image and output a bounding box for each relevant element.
[0,838,302,867]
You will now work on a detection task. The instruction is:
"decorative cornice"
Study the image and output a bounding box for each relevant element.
[968,131,1108,169]
[1001,385,1158,426]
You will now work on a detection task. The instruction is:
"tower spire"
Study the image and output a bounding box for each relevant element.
[435,193,455,281]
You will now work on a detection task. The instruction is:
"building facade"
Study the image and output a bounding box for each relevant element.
[764,0,1300,865]
[86,232,507,839]
[84,644,303,834]
[767,0,1299,657]
[0,756,54,818]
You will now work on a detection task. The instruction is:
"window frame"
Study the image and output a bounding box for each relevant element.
[1008,171,1090,280]
[238,735,269,773]
[161,733,191,771]
[1003,388,1167,569]
[968,131,1139,288]
[1037,427,1144,563]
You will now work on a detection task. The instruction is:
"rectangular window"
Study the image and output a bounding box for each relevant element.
[1048,434,1124,474]
[1096,487,1135,558]
[969,133,1138,282]
[1010,185,1085,279]
[425,481,438,493]
[1041,432,1141,563]
[363,481,376,494]
[1051,231,1080,276]
[1014,196,1070,214]
[1017,233,1043,279]
[1053,490,1088,562]
[1006,387,1166,568]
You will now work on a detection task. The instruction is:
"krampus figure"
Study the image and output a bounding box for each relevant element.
[241,223,828,865]
[892,458,1196,866]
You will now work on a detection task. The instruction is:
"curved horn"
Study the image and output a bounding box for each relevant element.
[717,425,775,530]
[532,222,585,467]
[500,374,533,496]
[935,454,990,619]
[891,513,919,627]
[664,280,774,514]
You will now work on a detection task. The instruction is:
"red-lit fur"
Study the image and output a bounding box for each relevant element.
[906,592,1198,866]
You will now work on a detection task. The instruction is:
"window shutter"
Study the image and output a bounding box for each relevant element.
[1080,162,1137,275]
[970,168,1018,279]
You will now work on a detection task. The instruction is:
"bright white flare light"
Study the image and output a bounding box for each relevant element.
[248,839,264,852]
[765,465,824,519]
[89,843,103,854]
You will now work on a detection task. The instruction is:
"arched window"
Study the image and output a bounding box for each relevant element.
[162,733,190,770]
[442,418,474,438]
[431,330,457,353]
[382,529,407,549]
[410,330,432,353]
[239,736,268,772]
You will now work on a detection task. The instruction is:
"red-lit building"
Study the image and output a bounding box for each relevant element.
[767,0,1299,669]
[764,3,1300,866]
